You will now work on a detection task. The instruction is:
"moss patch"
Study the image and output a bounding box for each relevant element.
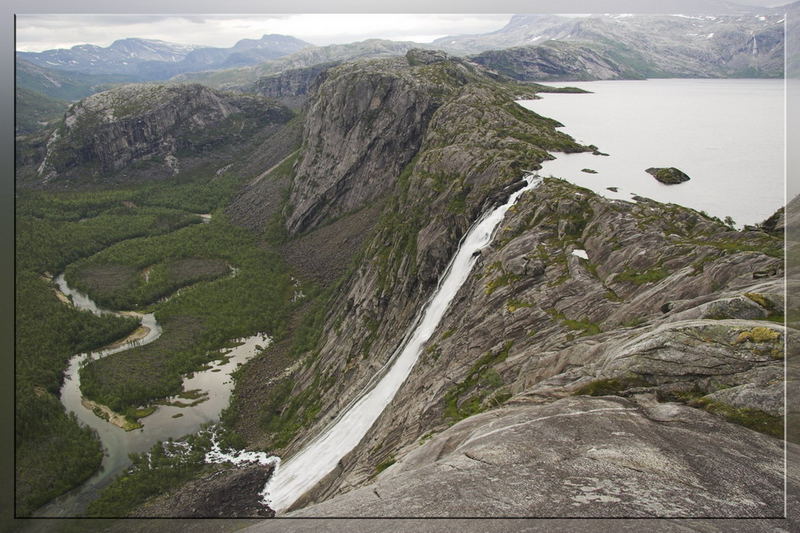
[734,327,781,344]
[689,397,783,438]
[506,299,532,312]
[615,266,668,286]
[573,376,649,396]
[443,342,513,423]
[374,455,396,474]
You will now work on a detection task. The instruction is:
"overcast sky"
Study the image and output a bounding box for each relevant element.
[15,14,515,52]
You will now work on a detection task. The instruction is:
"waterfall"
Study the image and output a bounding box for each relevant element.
[263,175,543,513]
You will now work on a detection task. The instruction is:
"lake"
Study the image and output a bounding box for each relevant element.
[518,79,785,227]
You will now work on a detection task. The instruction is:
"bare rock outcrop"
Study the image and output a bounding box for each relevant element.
[283,396,790,518]
[31,83,292,184]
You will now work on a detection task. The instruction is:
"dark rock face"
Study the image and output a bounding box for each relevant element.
[32,83,293,184]
[645,167,691,184]
[284,58,444,234]
[132,463,275,518]
[760,206,785,234]
[248,62,339,109]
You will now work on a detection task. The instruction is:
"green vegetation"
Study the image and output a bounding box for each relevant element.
[15,156,299,513]
[573,375,649,397]
[78,216,295,411]
[15,87,68,135]
[16,204,201,274]
[443,342,513,423]
[86,431,227,517]
[692,398,783,438]
[615,266,669,286]
[418,431,436,445]
[15,271,139,516]
[506,299,532,312]
[645,167,690,185]
[680,236,783,260]
[546,308,602,337]
[257,374,325,449]
[734,326,781,345]
[744,293,785,324]
[374,455,397,474]
[666,391,784,438]
[70,257,231,310]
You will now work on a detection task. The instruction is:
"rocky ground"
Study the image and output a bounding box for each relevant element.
[286,395,789,517]
[131,463,275,518]
[23,48,793,527]
[211,51,794,524]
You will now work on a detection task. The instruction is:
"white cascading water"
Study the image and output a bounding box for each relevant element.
[263,175,542,513]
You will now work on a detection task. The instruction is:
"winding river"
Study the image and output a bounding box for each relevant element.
[36,219,269,517]
[263,175,543,513]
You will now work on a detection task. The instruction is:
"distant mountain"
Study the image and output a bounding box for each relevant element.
[785,1,800,74]
[15,58,140,101]
[447,13,785,78]
[469,41,644,82]
[17,35,311,81]
[17,38,202,75]
[173,39,419,89]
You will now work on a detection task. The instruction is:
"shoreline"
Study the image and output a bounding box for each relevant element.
[80,398,142,432]
[101,324,151,350]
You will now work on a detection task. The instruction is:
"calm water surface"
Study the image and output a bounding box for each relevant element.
[519,79,784,226]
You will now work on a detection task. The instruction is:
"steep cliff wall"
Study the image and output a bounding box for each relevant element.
[246,62,339,109]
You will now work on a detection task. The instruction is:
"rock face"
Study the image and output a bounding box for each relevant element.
[406,49,450,66]
[760,206,785,234]
[470,41,640,81]
[301,179,786,506]
[285,396,788,518]
[284,51,529,234]
[645,167,691,184]
[216,53,788,522]
[29,83,293,184]
[247,62,339,109]
[132,463,275,518]
[230,52,587,452]
[249,174,786,518]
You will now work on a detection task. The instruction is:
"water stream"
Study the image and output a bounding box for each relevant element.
[37,275,269,516]
[264,175,543,513]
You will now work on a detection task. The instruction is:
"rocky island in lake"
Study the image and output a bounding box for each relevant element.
[646,166,691,185]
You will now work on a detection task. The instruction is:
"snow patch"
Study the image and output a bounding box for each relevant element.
[572,249,589,260]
